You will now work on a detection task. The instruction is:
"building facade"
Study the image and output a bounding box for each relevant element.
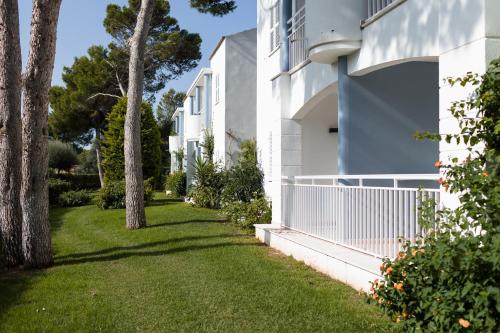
[254,0,500,290]
[169,29,257,188]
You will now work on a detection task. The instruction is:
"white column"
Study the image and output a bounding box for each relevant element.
[271,72,303,226]
[438,0,500,208]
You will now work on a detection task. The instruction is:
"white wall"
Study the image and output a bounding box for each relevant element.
[211,40,227,164]
[225,29,258,166]
[301,92,338,175]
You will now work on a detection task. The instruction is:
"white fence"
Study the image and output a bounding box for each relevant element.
[368,0,395,18]
[288,6,307,69]
[281,175,440,258]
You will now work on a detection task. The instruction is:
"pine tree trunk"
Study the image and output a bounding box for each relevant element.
[124,0,154,229]
[95,127,105,188]
[0,0,23,267]
[21,0,62,268]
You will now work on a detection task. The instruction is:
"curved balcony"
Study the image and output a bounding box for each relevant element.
[308,32,361,64]
[169,135,180,153]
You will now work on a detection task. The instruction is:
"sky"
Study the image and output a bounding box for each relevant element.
[18,0,256,98]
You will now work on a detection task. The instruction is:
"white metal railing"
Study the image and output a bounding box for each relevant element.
[368,0,394,18]
[288,6,307,69]
[281,174,440,259]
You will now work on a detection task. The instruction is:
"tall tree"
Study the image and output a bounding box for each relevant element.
[0,0,23,267]
[49,46,120,187]
[124,0,154,229]
[21,0,62,268]
[118,0,236,229]
[156,89,185,177]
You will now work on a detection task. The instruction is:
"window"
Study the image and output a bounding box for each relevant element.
[292,0,305,13]
[270,1,280,53]
[215,73,220,104]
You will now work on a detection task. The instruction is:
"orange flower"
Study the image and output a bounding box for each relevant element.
[394,282,404,291]
[482,171,489,177]
[412,249,418,257]
[438,177,443,185]
[458,318,470,328]
[385,267,393,275]
[396,252,405,260]
[373,279,379,286]
[434,161,442,168]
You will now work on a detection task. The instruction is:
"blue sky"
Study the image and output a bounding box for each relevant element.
[18,0,256,96]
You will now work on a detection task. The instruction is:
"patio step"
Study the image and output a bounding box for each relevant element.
[254,224,382,292]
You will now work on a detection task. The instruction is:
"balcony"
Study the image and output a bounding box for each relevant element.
[281,174,440,259]
[308,32,361,64]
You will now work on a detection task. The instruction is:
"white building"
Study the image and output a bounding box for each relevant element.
[169,29,257,188]
[254,0,500,291]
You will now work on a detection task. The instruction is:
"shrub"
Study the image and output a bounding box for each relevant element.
[222,139,264,204]
[222,197,272,229]
[102,97,162,185]
[174,147,184,172]
[369,59,500,332]
[189,158,225,209]
[200,129,214,161]
[48,140,78,172]
[165,171,186,197]
[96,179,154,209]
[48,178,71,205]
[58,190,92,207]
[53,174,101,191]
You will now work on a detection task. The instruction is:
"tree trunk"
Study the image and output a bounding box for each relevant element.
[0,0,23,267]
[124,0,154,229]
[21,0,62,268]
[95,127,105,188]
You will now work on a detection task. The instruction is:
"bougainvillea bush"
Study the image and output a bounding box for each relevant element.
[369,58,500,332]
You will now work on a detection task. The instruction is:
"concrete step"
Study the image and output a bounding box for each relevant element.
[255,224,382,291]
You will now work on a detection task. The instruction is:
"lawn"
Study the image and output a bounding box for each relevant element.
[0,194,396,332]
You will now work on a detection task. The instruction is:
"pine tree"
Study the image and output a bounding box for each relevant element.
[102,98,162,185]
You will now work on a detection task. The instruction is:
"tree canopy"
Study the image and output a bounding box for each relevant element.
[103,0,203,98]
[49,45,119,146]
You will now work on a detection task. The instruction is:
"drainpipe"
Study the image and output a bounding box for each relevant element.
[203,73,212,129]
[338,56,349,175]
[280,0,292,72]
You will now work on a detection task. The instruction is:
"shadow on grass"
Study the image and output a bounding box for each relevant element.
[147,218,227,229]
[55,233,244,260]
[55,241,263,267]
[147,198,183,207]
[0,268,40,318]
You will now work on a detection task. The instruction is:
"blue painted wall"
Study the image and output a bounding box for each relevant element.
[340,61,439,176]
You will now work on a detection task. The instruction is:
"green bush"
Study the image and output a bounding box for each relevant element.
[102,97,162,185]
[58,190,92,207]
[222,139,264,204]
[222,197,272,229]
[53,174,101,191]
[48,140,78,172]
[165,171,186,197]
[48,178,71,205]
[189,158,225,209]
[369,59,500,332]
[96,179,154,210]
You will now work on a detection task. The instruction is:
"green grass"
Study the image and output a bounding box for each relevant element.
[0,194,396,332]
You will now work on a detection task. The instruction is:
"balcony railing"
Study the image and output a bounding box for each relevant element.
[281,174,440,259]
[368,0,395,18]
[288,6,307,69]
